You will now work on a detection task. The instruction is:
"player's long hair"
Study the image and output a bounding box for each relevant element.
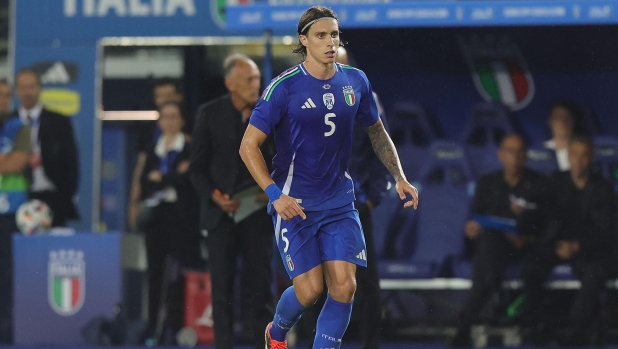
[293,6,341,60]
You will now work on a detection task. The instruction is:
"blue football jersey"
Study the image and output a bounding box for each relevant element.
[250,63,380,211]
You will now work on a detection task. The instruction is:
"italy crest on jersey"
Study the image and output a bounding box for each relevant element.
[343,86,356,106]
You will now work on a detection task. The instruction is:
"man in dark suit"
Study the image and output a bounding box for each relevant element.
[520,135,614,346]
[189,54,274,349]
[14,68,79,227]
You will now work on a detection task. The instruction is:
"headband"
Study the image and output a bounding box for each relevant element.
[299,17,338,34]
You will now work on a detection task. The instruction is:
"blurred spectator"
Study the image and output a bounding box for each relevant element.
[13,68,78,227]
[189,54,274,349]
[129,78,184,231]
[0,80,30,344]
[303,46,390,349]
[138,101,202,335]
[450,134,550,347]
[520,136,614,346]
[544,99,586,171]
[0,79,11,114]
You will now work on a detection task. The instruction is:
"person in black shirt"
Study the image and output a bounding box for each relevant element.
[520,135,614,346]
[189,54,274,349]
[138,102,201,335]
[129,78,185,231]
[451,134,550,347]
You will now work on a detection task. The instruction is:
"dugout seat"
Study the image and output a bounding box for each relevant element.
[526,146,559,176]
[387,101,439,181]
[460,102,515,177]
[379,141,474,279]
[372,185,405,259]
[372,102,440,259]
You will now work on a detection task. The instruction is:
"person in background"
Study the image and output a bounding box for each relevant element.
[520,136,614,346]
[129,78,184,231]
[138,101,202,336]
[189,54,275,349]
[13,68,78,227]
[0,79,11,114]
[544,99,586,172]
[450,134,550,347]
[0,79,30,344]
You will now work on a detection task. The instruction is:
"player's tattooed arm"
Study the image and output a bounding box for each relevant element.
[365,119,406,182]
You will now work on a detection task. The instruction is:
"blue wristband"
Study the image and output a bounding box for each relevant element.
[265,183,283,202]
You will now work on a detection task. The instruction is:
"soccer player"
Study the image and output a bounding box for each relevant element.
[239,6,419,349]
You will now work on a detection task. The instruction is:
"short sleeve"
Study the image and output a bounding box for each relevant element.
[355,71,380,128]
[249,81,286,136]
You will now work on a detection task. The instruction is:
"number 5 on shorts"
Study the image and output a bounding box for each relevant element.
[281,228,289,253]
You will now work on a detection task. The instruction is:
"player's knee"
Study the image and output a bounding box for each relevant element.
[296,282,323,306]
[328,278,356,303]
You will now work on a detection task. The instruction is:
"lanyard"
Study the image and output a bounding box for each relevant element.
[158,150,178,175]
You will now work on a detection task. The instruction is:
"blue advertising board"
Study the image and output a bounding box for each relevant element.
[226,1,618,30]
[13,233,122,345]
[16,0,265,44]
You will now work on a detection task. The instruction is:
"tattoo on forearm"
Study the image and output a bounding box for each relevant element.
[366,123,405,182]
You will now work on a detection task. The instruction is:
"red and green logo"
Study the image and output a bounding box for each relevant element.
[343,86,356,106]
[48,250,85,316]
[459,35,535,111]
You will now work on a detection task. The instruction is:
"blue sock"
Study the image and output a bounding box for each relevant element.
[313,295,353,349]
[270,286,307,341]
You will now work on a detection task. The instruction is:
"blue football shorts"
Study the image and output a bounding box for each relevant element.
[271,203,367,279]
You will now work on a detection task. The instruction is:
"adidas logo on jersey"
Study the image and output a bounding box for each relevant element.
[301,98,317,109]
[356,249,367,261]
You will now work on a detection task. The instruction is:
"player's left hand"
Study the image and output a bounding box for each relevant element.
[396,179,419,209]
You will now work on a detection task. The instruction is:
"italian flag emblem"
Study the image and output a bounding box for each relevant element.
[49,250,85,316]
[52,277,81,312]
[343,86,356,106]
[460,35,535,111]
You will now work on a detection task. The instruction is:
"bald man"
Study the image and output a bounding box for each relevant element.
[450,134,550,347]
[189,54,275,349]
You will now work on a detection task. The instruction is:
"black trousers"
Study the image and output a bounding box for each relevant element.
[458,230,522,330]
[208,209,274,349]
[0,215,17,344]
[305,202,382,349]
[521,247,606,331]
[141,203,203,331]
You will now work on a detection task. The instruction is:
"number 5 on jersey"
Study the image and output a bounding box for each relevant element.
[281,228,289,253]
[324,113,336,137]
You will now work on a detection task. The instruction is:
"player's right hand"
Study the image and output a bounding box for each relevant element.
[274,194,306,221]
